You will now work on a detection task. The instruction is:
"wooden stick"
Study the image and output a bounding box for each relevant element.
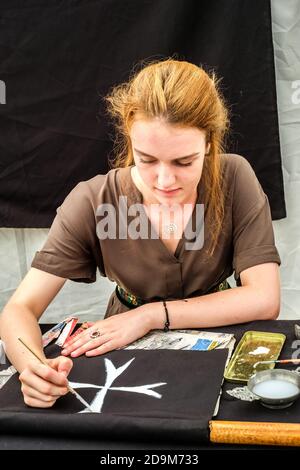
[210,420,300,446]
[18,337,93,412]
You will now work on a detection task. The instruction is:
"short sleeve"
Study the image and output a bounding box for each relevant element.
[31,180,103,283]
[232,157,281,279]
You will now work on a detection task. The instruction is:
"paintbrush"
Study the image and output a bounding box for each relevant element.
[254,358,300,368]
[18,337,93,412]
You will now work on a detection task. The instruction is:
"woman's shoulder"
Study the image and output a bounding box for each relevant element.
[220,153,266,210]
[220,153,253,175]
[66,167,126,206]
[77,168,117,191]
[220,153,261,189]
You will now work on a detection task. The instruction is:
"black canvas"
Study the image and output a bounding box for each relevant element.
[0,347,228,444]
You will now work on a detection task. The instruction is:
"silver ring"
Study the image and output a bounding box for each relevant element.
[89,329,101,339]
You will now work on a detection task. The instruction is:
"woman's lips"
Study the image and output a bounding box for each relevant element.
[155,188,181,196]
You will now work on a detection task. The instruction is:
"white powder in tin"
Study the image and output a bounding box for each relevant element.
[249,346,270,355]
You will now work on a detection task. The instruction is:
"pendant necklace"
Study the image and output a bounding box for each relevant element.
[163,222,178,234]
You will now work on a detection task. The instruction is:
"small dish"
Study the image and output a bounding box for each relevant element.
[247,369,300,409]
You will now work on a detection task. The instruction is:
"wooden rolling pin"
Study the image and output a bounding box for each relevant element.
[209,420,300,447]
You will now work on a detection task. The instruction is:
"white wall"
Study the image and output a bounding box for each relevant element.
[0,0,299,322]
[271,0,300,318]
[0,228,116,322]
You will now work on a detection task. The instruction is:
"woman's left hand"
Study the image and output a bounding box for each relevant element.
[61,307,153,358]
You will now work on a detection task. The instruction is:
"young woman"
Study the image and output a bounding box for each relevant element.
[0,59,281,408]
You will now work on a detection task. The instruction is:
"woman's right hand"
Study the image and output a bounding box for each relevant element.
[19,356,73,408]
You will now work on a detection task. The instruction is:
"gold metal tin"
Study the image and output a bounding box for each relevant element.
[224,331,286,383]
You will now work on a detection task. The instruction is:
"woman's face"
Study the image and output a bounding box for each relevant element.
[130,117,209,205]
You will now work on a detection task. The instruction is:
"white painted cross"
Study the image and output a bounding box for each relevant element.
[69,357,167,413]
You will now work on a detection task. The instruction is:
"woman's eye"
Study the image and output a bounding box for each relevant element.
[140,159,155,164]
[139,158,193,166]
[176,161,193,166]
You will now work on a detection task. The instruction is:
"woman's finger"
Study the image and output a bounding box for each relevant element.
[19,369,68,396]
[29,362,69,387]
[61,326,109,356]
[64,322,96,347]
[63,333,111,358]
[48,356,73,377]
[23,394,57,409]
[85,339,118,357]
[61,327,97,353]
[21,383,63,402]
[63,330,85,347]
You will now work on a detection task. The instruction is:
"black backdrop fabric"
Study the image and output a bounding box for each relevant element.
[0,347,228,444]
[0,0,285,227]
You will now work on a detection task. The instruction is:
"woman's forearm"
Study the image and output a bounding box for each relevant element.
[145,286,279,331]
[0,303,45,372]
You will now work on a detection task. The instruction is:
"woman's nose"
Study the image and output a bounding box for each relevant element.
[157,165,176,188]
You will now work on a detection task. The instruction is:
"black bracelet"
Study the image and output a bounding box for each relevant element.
[162,300,170,332]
